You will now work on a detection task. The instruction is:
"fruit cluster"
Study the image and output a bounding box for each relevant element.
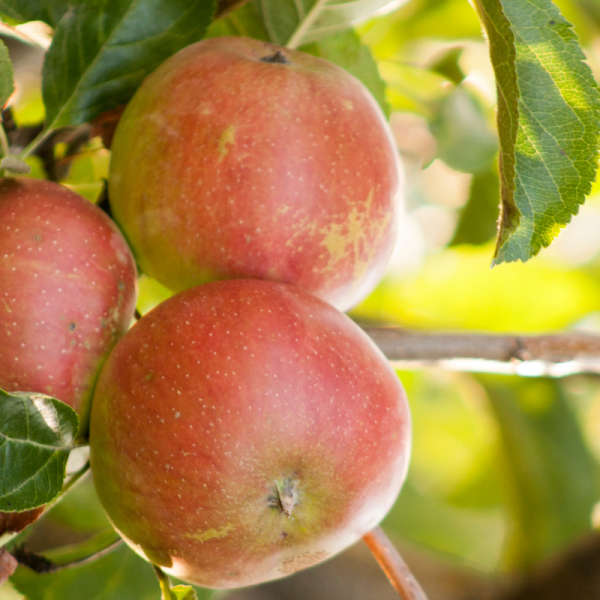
[2,37,411,589]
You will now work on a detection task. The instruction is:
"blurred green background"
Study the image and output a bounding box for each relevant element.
[2,0,600,598]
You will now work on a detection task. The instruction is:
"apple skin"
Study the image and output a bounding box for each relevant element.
[108,36,403,312]
[0,177,138,427]
[89,279,411,589]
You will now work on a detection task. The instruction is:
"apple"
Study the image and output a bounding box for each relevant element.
[89,279,411,589]
[108,36,403,312]
[0,177,138,427]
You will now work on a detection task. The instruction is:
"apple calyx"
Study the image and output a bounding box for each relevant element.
[269,477,298,518]
[259,50,291,65]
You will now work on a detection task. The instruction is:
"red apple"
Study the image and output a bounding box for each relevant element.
[108,36,403,311]
[89,279,411,589]
[0,177,137,427]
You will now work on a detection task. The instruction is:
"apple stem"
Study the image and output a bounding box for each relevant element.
[153,565,174,598]
[363,527,429,600]
[269,477,298,517]
[276,479,297,517]
[259,50,291,65]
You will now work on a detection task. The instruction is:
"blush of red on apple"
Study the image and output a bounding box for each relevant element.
[108,36,403,311]
[89,280,411,589]
[0,177,138,428]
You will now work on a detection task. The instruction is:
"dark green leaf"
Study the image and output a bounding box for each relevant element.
[11,537,215,600]
[473,0,600,264]
[451,167,500,246]
[253,0,408,48]
[0,39,14,109]
[429,85,498,173]
[42,0,216,130]
[478,375,600,567]
[0,389,78,512]
[0,0,69,26]
[301,29,390,119]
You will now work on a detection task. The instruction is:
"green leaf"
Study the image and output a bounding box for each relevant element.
[478,376,600,567]
[451,167,500,246]
[378,60,450,117]
[0,39,14,109]
[45,474,112,533]
[300,29,390,118]
[473,0,600,264]
[11,537,158,600]
[0,389,78,512]
[42,0,216,130]
[429,85,498,173]
[170,585,198,600]
[428,46,465,85]
[11,538,215,600]
[0,0,69,26]
[361,0,484,61]
[254,0,410,48]
[205,1,269,40]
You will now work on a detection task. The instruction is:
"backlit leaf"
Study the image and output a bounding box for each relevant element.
[473,0,600,264]
[170,585,198,600]
[254,0,411,48]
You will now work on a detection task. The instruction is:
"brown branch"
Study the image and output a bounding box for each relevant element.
[363,527,429,600]
[363,328,600,377]
[11,537,123,574]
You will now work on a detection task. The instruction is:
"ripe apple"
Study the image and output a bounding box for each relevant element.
[0,177,138,427]
[89,279,411,589]
[108,36,403,311]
